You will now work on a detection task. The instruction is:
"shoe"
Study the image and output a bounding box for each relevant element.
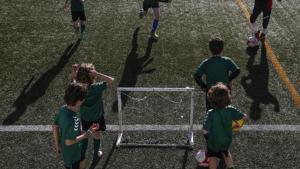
[259,32,266,41]
[254,31,260,39]
[139,9,144,19]
[150,32,158,39]
[98,150,103,159]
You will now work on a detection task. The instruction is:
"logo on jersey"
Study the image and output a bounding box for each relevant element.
[73,116,80,131]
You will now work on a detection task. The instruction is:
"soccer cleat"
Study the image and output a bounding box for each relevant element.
[259,33,266,41]
[254,31,260,39]
[98,150,103,159]
[150,32,158,39]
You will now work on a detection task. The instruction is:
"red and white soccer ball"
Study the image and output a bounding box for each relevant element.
[246,36,260,47]
[195,150,206,163]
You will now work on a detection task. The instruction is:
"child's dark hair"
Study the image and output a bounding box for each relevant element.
[207,82,231,109]
[76,63,95,86]
[209,37,224,55]
[64,82,87,106]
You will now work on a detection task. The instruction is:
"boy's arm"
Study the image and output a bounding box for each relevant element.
[194,73,207,91]
[65,123,99,146]
[194,61,207,91]
[96,71,114,87]
[229,69,240,82]
[52,125,61,157]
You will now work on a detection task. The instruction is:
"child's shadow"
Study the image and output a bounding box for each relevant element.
[2,39,81,125]
[112,27,156,112]
[241,44,280,120]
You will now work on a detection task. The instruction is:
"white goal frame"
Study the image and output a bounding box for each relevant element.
[116,87,195,149]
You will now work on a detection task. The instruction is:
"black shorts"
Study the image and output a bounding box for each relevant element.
[207,148,229,159]
[81,116,106,131]
[71,11,86,22]
[143,1,159,11]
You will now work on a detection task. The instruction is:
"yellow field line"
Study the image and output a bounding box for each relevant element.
[234,0,300,108]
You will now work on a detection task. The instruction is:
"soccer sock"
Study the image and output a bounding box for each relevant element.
[151,19,159,33]
[262,28,268,35]
[81,23,85,34]
[81,138,88,159]
[250,22,258,34]
[93,139,101,161]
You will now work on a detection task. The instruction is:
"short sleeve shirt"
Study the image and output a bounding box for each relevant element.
[80,82,107,121]
[54,106,81,167]
[195,56,239,88]
[203,105,244,151]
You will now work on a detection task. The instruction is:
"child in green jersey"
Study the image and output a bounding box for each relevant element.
[52,82,99,169]
[202,83,248,169]
[64,0,86,39]
[194,37,240,110]
[71,63,114,166]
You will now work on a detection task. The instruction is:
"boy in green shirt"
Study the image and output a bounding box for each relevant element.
[71,63,114,166]
[64,0,86,39]
[194,37,240,110]
[202,83,248,169]
[52,83,99,169]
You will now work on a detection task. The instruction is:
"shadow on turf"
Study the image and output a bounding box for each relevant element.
[112,27,156,112]
[2,39,81,125]
[241,43,280,121]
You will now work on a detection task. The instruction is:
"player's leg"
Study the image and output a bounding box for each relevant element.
[261,9,271,40]
[79,11,87,39]
[140,1,149,18]
[80,119,90,165]
[79,156,86,169]
[71,12,80,34]
[208,156,218,169]
[150,4,160,39]
[223,151,234,169]
[92,117,106,163]
[249,6,262,37]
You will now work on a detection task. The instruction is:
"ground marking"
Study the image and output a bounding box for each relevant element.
[234,0,300,108]
[0,124,300,132]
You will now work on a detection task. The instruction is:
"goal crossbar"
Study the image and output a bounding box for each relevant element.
[116,87,195,148]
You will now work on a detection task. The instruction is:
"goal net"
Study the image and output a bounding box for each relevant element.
[116,87,195,148]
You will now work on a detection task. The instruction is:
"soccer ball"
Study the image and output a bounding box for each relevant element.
[195,150,206,163]
[246,36,260,47]
[232,119,245,132]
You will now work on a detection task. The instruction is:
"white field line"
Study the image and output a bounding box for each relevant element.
[0,124,300,132]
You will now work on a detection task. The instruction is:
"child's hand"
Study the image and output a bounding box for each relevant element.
[70,64,79,81]
[90,123,99,132]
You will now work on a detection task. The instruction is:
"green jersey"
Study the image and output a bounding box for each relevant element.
[54,106,81,167]
[80,82,107,121]
[203,105,244,152]
[70,0,84,12]
[195,56,239,89]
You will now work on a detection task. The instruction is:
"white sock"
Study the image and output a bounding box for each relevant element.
[250,22,258,34]
[263,28,268,35]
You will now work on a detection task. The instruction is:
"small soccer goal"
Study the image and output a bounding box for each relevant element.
[116,87,195,149]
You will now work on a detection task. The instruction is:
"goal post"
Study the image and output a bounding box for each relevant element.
[116,87,195,148]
